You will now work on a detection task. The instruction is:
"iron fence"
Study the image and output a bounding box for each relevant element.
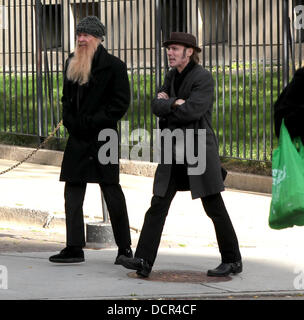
[0,0,302,162]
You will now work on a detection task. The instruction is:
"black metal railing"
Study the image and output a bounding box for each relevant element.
[0,0,301,162]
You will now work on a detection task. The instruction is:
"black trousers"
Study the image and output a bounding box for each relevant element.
[135,175,241,265]
[64,182,131,249]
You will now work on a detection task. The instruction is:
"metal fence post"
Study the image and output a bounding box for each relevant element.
[155,0,162,93]
[101,192,109,223]
[282,0,289,87]
[85,189,115,249]
[153,0,162,162]
[35,0,44,140]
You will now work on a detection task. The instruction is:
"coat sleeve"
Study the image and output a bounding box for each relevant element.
[151,70,177,117]
[84,61,130,131]
[274,67,304,138]
[166,70,214,126]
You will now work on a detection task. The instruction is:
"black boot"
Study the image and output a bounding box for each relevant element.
[207,260,242,277]
[49,246,84,263]
[114,247,133,265]
[116,256,152,278]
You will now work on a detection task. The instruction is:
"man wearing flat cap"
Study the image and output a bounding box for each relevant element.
[49,16,132,264]
[118,32,242,278]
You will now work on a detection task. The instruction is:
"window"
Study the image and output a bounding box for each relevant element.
[199,0,228,44]
[41,4,62,50]
[160,0,228,45]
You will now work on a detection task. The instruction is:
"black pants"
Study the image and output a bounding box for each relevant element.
[135,175,241,265]
[64,182,131,249]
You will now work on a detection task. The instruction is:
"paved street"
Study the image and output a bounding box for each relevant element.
[0,159,304,302]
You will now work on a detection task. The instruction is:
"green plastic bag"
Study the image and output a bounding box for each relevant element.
[269,121,304,229]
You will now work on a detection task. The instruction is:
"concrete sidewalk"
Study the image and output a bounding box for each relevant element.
[0,159,304,300]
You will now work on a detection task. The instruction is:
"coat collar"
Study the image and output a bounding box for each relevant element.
[90,44,112,73]
[88,44,112,86]
[92,44,110,72]
[170,63,199,96]
[86,44,112,86]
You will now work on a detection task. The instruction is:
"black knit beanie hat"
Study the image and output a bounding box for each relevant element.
[76,16,106,40]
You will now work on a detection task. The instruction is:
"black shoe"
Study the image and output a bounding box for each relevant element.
[114,247,133,265]
[49,246,85,263]
[207,260,242,277]
[116,256,152,278]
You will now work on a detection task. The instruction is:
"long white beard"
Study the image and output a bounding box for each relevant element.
[66,38,100,85]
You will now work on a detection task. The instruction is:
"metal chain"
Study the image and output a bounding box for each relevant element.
[0,120,63,176]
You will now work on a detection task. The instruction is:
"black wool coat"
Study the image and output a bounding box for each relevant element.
[151,64,225,199]
[274,67,304,141]
[59,44,130,183]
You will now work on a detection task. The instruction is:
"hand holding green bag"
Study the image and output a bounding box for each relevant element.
[269,120,304,229]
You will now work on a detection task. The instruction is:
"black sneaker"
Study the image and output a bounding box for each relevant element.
[116,256,152,278]
[49,246,85,263]
[114,247,133,265]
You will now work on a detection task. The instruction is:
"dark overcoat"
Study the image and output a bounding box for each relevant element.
[59,44,130,183]
[151,64,224,199]
[274,67,304,141]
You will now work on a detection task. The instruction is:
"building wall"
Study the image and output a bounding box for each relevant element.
[0,0,303,72]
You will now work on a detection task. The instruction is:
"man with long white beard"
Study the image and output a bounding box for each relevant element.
[49,16,133,264]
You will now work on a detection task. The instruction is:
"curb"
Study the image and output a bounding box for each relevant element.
[0,144,63,167]
[0,206,107,233]
[0,206,66,229]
